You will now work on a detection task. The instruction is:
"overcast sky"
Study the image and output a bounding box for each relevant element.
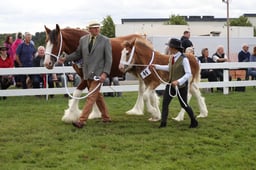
[1,0,256,34]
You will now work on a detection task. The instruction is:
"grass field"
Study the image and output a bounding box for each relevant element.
[0,87,256,170]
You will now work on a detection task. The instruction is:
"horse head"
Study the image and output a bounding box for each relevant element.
[119,39,136,73]
[119,38,154,73]
[44,24,63,69]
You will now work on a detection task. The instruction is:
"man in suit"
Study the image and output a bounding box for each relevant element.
[59,21,112,128]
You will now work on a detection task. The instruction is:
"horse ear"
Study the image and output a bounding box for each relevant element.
[121,41,132,48]
[56,24,60,33]
[44,25,51,34]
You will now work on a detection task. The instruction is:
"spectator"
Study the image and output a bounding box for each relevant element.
[4,35,14,61]
[248,46,256,79]
[238,44,250,80]
[212,45,231,91]
[12,32,23,66]
[15,32,36,89]
[103,76,122,97]
[11,32,23,87]
[198,48,217,92]
[185,47,200,62]
[32,46,54,97]
[180,30,193,51]
[0,46,14,100]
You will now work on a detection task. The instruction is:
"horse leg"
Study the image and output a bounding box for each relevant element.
[62,89,82,123]
[126,79,145,115]
[172,92,192,121]
[61,81,101,123]
[144,88,161,122]
[88,104,101,119]
[190,83,208,118]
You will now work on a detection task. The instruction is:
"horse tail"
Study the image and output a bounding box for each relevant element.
[185,53,201,86]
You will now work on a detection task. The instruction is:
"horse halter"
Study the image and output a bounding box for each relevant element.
[120,45,155,67]
[120,46,135,66]
[45,30,63,63]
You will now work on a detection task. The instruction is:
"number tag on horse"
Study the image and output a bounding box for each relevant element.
[140,67,151,79]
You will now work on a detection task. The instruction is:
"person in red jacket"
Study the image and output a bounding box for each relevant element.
[0,46,14,100]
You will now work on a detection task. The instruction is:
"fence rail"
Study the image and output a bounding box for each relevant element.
[1,62,256,98]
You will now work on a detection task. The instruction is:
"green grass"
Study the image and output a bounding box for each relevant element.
[0,88,256,170]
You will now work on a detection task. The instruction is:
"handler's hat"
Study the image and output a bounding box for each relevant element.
[168,38,183,51]
[87,20,101,28]
[0,46,8,51]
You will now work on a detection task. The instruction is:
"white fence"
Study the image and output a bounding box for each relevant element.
[1,62,256,98]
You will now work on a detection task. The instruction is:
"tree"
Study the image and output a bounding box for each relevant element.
[166,14,188,25]
[100,15,115,38]
[229,16,252,26]
[33,32,46,48]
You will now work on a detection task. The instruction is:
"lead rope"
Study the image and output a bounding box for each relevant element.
[152,67,187,107]
[45,31,102,100]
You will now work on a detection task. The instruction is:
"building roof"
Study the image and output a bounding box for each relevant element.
[121,15,229,24]
[244,13,256,17]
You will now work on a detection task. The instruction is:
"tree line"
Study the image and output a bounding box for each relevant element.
[0,15,255,47]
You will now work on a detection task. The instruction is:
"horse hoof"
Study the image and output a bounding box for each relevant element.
[197,114,207,118]
[126,111,144,116]
[148,117,161,122]
[172,117,184,122]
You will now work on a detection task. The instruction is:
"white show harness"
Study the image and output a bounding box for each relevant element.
[45,31,101,100]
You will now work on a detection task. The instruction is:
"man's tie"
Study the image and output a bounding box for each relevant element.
[172,56,175,65]
[88,36,94,53]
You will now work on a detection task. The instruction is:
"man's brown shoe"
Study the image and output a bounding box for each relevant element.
[102,119,112,123]
[72,122,85,128]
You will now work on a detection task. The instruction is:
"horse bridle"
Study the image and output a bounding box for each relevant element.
[45,30,63,63]
[120,45,155,67]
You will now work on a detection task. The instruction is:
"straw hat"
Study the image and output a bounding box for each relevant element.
[87,20,101,28]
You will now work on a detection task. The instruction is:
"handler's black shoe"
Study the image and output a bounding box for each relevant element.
[159,122,167,128]
[189,120,198,128]
[72,121,85,128]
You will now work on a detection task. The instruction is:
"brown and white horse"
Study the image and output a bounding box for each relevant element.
[119,38,208,121]
[44,24,150,122]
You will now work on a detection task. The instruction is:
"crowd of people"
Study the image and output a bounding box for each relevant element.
[0,30,123,100]
[0,32,83,99]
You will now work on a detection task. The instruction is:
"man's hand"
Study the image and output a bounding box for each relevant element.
[171,80,179,87]
[58,57,66,64]
[149,64,155,70]
[99,72,107,83]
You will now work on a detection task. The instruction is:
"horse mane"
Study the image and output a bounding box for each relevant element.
[48,27,88,45]
[135,38,154,50]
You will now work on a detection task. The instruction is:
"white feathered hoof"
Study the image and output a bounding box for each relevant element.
[88,104,102,119]
[88,111,101,119]
[197,114,208,118]
[126,109,144,116]
[172,116,184,122]
[61,109,81,123]
[148,117,161,122]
